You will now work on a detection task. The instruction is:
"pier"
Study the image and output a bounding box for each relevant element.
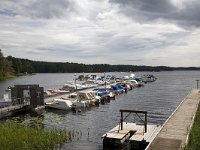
[147,89,200,150]
[102,110,161,149]
[0,100,30,119]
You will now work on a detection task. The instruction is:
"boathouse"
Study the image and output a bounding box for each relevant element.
[11,84,44,108]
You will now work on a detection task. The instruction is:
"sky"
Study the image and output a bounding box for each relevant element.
[0,0,200,67]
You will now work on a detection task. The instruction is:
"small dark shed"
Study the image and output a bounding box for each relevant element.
[11,84,44,108]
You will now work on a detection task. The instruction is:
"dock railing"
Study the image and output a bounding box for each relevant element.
[0,97,30,112]
[120,109,147,133]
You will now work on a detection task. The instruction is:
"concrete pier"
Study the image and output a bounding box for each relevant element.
[147,89,200,150]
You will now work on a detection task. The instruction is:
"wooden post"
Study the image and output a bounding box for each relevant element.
[196,80,199,89]
[145,112,147,133]
[121,111,123,130]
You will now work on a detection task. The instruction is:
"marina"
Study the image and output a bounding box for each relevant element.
[0,73,145,117]
[1,0,200,149]
[0,71,200,149]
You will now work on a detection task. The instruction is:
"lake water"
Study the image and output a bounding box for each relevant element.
[0,71,200,150]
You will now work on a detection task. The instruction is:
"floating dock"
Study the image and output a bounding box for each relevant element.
[0,104,28,119]
[146,89,200,150]
[102,110,161,149]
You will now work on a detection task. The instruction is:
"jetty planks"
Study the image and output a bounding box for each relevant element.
[147,89,200,150]
[102,122,160,143]
[102,122,137,140]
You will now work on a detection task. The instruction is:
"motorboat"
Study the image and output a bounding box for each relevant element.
[94,88,115,100]
[125,80,138,88]
[110,84,125,95]
[60,93,87,108]
[142,74,157,83]
[45,98,72,110]
[47,89,69,95]
[82,80,98,88]
[62,82,76,91]
[89,91,101,106]
[122,76,130,80]
[62,82,87,91]
[61,93,77,100]
[77,91,96,106]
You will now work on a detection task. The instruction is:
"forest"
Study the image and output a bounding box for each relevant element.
[1,49,199,80]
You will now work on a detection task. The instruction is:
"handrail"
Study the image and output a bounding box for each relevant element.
[0,97,30,109]
[120,109,147,133]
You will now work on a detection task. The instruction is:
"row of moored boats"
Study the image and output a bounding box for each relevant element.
[45,74,157,111]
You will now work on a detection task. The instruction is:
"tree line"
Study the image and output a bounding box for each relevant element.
[1,49,200,80]
[6,56,174,74]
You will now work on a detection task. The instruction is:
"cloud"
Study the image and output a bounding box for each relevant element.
[109,0,200,28]
[0,0,75,19]
[0,0,200,67]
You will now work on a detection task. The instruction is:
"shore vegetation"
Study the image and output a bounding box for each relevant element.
[185,104,200,150]
[0,121,78,150]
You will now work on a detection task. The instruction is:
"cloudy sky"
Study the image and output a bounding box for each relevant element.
[0,0,200,67]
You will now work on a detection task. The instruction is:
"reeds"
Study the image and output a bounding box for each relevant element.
[0,121,79,150]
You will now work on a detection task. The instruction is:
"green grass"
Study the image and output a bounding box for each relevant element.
[185,104,200,150]
[0,121,78,150]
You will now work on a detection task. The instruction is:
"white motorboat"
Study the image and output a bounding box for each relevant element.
[62,82,87,91]
[125,80,138,88]
[126,79,144,88]
[142,74,157,82]
[45,98,72,110]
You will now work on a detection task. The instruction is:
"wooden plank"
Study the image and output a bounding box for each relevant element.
[0,105,22,112]
[102,122,137,139]
[104,132,128,139]
[131,134,144,141]
[129,124,161,142]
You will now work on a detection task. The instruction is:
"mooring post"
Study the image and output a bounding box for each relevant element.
[121,111,123,130]
[74,73,77,91]
[145,112,147,133]
[196,80,199,89]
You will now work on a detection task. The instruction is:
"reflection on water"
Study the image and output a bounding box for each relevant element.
[0,71,200,150]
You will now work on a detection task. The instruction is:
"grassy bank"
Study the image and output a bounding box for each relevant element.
[0,121,78,150]
[185,104,200,150]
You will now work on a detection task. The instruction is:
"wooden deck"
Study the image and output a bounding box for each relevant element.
[0,104,29,119]
[129,124,161,142]
[147,89,200,150]
[102,123,136,139]
[102,122,161,145]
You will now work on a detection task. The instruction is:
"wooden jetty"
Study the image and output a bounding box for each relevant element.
[102,110,161,149]
[0,103,29,119]
[146,89,200,150]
